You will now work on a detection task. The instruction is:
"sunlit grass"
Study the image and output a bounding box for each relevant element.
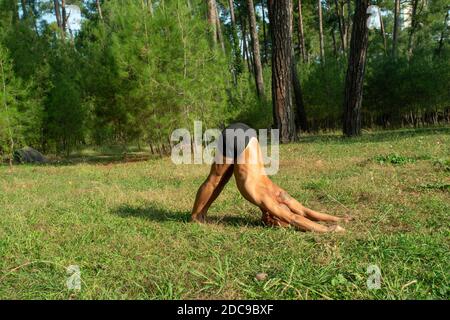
[0,127,449,299]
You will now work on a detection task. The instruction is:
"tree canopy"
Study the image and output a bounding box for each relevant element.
[0,0,448,157]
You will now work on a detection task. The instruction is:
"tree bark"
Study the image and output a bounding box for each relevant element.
[407,0,419,57]
[61,0,67,33]
[206,0,225,52]
[241,16,253,73]
[96,0,103,20]
[392,0,400,56]
[0,52,15,167]
[341,1,347,50]
[53,0,62,30]
[297,0,307,63]
[346,0,351,49]
[229,0,236,26]
[12,0,19,22]
[229,0,242,81]
[247,0,265,99]
[269,0,296,142]
[334,0,347,52]
[261,0,268,64]
[247,31,255,73]
[147,0,154,16]
[331,25,338,57]
[342,0,369,137]
[215,5,226,53]
[20,0,28,19]
[206,0,218,46]
[25,0,40,35]
[436,10,449,56]
[292,58,308,132]
[379,7,387,54]
[290,0,307,132]
[318,0,325,62]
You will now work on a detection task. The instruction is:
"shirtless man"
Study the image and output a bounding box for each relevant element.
[191,123,350,232]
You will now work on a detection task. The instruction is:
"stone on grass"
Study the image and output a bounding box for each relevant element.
[255,272,268,281]
[13,147,47,164]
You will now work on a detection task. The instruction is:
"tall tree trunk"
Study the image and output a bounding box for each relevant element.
[334,0,347,52]
[261,0,268,64]
[206,0,225,52]
[53,0,62,30]
[436,10,449,56]
[331,26,338,57]
[20,0,28,19]
[318,0,325,63]
[379,7,387,54]
[407,0,419,57]
[247,31,255,73]
[147,0,154,16]
[0,52,15,167]
[346,0,351,49]
[229,0,236,26]
[96,0,103,20]
[290,0,307,132]
[12,0,19,22]
[215,5,226,53]
[297,0,307,63]
[292,58,308,132]
[341,1,347,50]
[342,0,369,137]
[269,0,296,142]
[61,0,67,33]
[26,0,40,35]
[206,0,218,46]
[241,16,253,73]
[392,0,400,56]
[247,0,265,99]
[229,0,242,81]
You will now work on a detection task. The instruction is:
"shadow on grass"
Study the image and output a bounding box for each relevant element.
[48,153,158,166]
[112,203,262,228]
[1,153,159,167]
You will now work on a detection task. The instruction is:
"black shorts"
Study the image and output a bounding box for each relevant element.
[217,123,257,161]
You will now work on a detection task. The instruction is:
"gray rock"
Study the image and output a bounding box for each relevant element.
[14,147,47,164]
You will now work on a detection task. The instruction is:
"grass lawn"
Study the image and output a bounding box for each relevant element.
[0,127,449,299]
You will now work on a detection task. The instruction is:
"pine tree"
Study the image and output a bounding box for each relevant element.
[342,0,369,136]
[269,0,296,142]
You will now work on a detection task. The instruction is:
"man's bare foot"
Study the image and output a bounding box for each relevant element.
[328,225,346,233]
[191,214,206,223]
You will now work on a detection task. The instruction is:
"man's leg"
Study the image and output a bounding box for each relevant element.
[261,197,343,232]
[191,161,234,222]
[277,189,351,223]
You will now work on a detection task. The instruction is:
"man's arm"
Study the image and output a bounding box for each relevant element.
[191,163,234,222]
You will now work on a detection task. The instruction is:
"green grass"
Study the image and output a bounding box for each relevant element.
[0,127,449,299]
